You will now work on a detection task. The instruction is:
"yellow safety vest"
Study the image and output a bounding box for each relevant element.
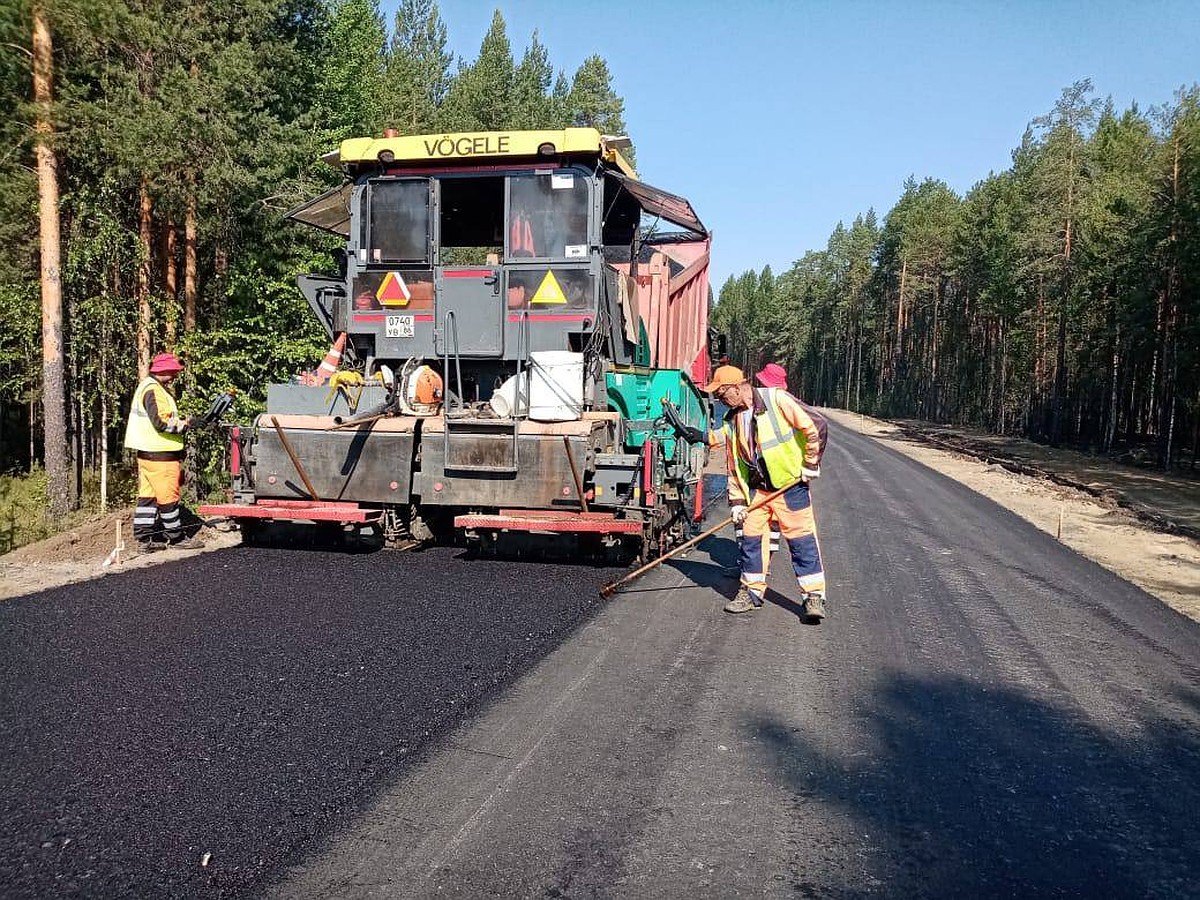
[731,388,809,492]
[124,377,185,453]
[755,388,809,488]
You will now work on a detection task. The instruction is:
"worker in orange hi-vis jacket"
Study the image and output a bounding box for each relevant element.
[703,364,827,621]
[700,362,791,569]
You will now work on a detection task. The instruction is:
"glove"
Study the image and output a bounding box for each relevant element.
[730,504,748,526]
[801,466,820,481]
[661,399,706,445]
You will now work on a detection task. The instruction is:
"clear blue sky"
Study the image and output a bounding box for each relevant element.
[382,0,1199,289]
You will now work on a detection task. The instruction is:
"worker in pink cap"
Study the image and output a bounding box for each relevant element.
[123,353,205,553]
[755,362,789,389]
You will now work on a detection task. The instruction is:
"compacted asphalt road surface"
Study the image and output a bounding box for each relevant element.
[3,420,1200,898]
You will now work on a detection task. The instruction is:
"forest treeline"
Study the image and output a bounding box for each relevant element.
[713,81,1200,469]
[0,0,628,517]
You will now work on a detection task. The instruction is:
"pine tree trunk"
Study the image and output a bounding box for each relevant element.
[894,257,907,380]
[855,318,863,412]
[999,320,1008,433]
[137,177,153,377]
[99,393,108,512]
[931,276,942,419]
[33,2,71,518]
[1052,301,1067,444]
[185,176,198,333]
[100,327,108,512]
[1160,134,1182,469]
[163,216,178,347]
[1106,320,1120,452]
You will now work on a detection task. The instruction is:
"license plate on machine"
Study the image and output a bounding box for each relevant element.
[386,315,415,338]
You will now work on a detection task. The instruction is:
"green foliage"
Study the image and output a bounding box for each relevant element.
[0,465,49,552]
[442,9,513,131]
[0,464,138,554]
[510,31,554,129]
[566,55,625,134]
[383,0,452,132]
[180,253,331,413]
[317,0,388,139]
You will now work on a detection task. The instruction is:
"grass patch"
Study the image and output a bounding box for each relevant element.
[0,464,139,555]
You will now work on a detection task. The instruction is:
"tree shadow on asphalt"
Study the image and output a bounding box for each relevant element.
[746,673,1200,897]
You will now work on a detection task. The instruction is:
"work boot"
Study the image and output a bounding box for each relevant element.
[802,592,827,622]
[723,588,761,614]
[169,536,206,551]
[137,541,166,554]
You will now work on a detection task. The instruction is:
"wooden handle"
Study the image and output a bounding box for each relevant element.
[270,416,320,500]
[562,436,589,513]
[599,477,802,597]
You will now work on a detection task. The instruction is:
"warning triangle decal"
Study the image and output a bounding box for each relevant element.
[377,271,411,306]
[530,270,567,305]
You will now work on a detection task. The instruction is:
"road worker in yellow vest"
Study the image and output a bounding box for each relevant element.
[703,364,827,621]
[124,353,204,553]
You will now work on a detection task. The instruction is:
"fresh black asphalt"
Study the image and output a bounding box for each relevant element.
[0,547,622,897]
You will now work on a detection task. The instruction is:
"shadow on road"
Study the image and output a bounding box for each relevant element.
[746,673,1200,896]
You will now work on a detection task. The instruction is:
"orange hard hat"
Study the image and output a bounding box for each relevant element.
[702,365,747,393]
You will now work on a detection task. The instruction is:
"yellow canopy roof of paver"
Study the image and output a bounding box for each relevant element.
[332,127,635,177]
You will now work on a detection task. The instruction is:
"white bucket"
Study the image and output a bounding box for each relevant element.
[528,351,584,422]
[489,371,529,418]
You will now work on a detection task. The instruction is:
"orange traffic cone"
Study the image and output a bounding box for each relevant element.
[303,332,346,385]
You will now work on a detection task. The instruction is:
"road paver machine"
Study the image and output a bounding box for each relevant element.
[200,127,714,559]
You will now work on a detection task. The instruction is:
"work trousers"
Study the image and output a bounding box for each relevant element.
[735,520,781,554]
[134,458,184,544]
[739,481,825,600]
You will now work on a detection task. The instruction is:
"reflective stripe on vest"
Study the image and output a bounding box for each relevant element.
[755,388,807,488]
[124,377,185,453]
[726,437,753,500]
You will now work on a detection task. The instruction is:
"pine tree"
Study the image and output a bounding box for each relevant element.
[441,9,513,131]
[317,0,387,139]
[510,31,554,129]
[31,0,72,515]
[566,54,625,134]
[383,0,452,133]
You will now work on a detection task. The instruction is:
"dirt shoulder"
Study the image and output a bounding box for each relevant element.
[823,409,1200,622]
[0,510,240,602]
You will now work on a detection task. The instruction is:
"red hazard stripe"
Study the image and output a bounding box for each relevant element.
[507,314,591,322]
[443,269,492,278]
